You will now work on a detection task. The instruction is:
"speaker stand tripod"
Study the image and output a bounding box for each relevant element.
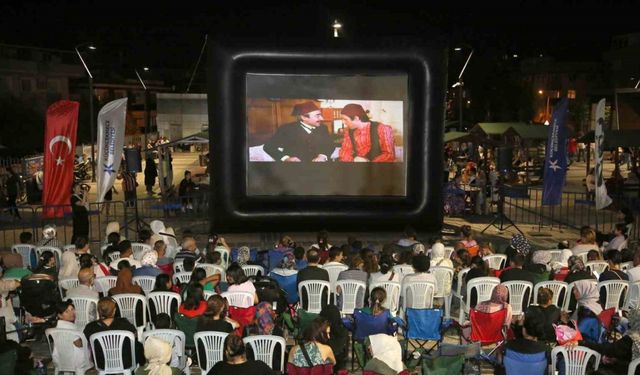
[481,185,523,235]
[125,172,150,236]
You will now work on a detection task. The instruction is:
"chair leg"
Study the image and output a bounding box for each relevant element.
[445,295,452,319]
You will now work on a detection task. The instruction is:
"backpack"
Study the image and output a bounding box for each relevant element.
[253,275,287,315]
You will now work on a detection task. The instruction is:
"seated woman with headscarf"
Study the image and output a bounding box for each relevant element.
[363,333,409,375]
[135,336,182,375]
[526,250,552,284]
[132,250,163,278]
[560,279,604,344]
[505,234,531,266]
[108,266,144,296]
[58,251,80,280]
[580,308,640,375]
[474,284,512,328]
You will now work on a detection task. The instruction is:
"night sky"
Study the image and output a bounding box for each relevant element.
[1,1,638,85]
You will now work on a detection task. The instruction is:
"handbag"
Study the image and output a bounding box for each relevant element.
[553,320,583,345]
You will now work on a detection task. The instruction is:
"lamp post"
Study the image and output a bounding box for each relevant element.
[75,43,97,182]
[453,46,474,131]
[135,67,150,151]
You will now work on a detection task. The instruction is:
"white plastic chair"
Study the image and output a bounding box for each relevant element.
[618,239,628,251]
[69,296,98,330]
[629,357,640,375]
[621,261,634,271]
[221,291,254,307]
[94,276,118,295]
[112,293,147,328]
[483,254,507,270]
[624,281,640,311]
[214,247,230,268]
[36,246,62,270]
[443,246,455,259]
[599,280,629,311]
[575,252,589,264]
[392,264,415,282]
[132,276,156,295]
[172,271,192,285]
[323,263,348,292]
[195,263,219,277]
[11,244,35,268]
[89,330,137,375]
[203,290,216,300]
[551,345,600,375]
[564,280,598,312]
[298,280,331,313]
[173,258,185,273]
[533,280,568,308]
[131,242,151,260]
[586,261,609,275]
[502,280,533,316]
[244,335,286,371]
[147,291,182,319]
[45,327,93,375]
[143,329,189,374]
[194,331,229,373]
[402,280,436,311]
[430,266,454,318]
[58,277,80,299]
[63,244,76,253]
[547,249,564,264]
[107,252,121,263]
[460,277,500,322]
[335,280,366,316]
[242,265,265,277]
[369,281,401,316]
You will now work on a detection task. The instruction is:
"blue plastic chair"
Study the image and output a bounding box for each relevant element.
[270,272,299,305]
[267,250,286,272]
[504,349,547,375]
[404,308,444,363]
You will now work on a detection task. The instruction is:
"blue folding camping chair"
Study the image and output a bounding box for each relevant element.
[404,308,445,365]
[503,350,547,375]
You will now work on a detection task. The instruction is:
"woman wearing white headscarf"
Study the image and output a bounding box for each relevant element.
[364,333,408,375]
[135,336,181,375]
[58,251,80,279]
[133,250,163,278]
[430,243,453,268]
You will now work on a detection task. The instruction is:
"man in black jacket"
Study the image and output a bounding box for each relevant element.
[263,101,334,162]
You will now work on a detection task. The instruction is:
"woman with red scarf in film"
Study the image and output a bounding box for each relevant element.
[338,103,396,163]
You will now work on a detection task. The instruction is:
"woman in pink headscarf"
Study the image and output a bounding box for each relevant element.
[475,284,513,327]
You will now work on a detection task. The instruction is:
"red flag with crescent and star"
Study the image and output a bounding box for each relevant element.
[43,100,79,218]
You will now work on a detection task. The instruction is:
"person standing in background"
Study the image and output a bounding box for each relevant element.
[144,153,157,196]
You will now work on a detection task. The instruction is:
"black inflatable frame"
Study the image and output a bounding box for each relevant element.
[207,39,446,233]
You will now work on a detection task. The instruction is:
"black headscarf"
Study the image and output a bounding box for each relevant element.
[319,304,349,355]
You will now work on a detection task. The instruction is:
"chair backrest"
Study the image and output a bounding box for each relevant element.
[69,296,98,330]
[443,246,455,259]
[132,276,156,295]
[46,328,90,373]
[466,277,500,310]
[107,251,121,263]
[270,271,299,305]
[402,280,436,310]
[244,335,287,371]
[575,252,589,264]
[58,277,80,298]
[203,290,216,300]
[131,242,151,260]
[11,244,35,269]
[455,268,471,296]
[173,271,192,285]
[629,357,640,375]
[323,264,348,291]
[195,263,220,277]
[112,293,147,328]
[586,261,609,274]
[143,329,186,367]
[547,250,565,264]
[335,280,366,315]
[533,280,568,308]
[430,266,454,298]
[90,330,136,373]
[551,345,601,375]
[173,258,185,273]
[242,265,265,277]
[63,244,76,252]
[94,276,118,295]
[369,281,401,315]
[214,247,230,268]
[194,331,229,373]
[624,281,640,311]
[621,261,634,271]
[470,308,507,345]
[564,280,598,312]
[483,254,507,270]
[501,281,533,316]
[221,291,254,308]
[36,246,62,270]
[504,350,547,375]
[353,308,394,341]
[405,308,442,341]
[147,291,181,318]
[598,280,629,311]
[393,264,415,282]
[298,280,330,313]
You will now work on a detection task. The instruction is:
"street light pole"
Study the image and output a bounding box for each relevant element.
[453,47,474,131]
[75,43,97,182]
[135,68,149,150]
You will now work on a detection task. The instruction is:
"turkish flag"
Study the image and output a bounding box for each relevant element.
[43,100,79,218]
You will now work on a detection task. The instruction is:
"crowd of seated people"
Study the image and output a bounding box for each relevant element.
[1,222,640,374]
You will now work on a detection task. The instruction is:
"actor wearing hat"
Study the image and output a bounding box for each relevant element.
[263,101,334,162]
[339,103,396,162]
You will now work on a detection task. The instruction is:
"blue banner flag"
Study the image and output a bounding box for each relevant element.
[542,98,569,206]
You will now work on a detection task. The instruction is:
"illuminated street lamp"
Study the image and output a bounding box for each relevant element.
[453,45,474,131]
[135,67,151,149]
[332,19,342,38]
[75,42,97,182]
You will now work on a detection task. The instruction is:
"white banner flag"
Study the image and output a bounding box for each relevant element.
[595,98,612,210]
[96,98,128,202]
